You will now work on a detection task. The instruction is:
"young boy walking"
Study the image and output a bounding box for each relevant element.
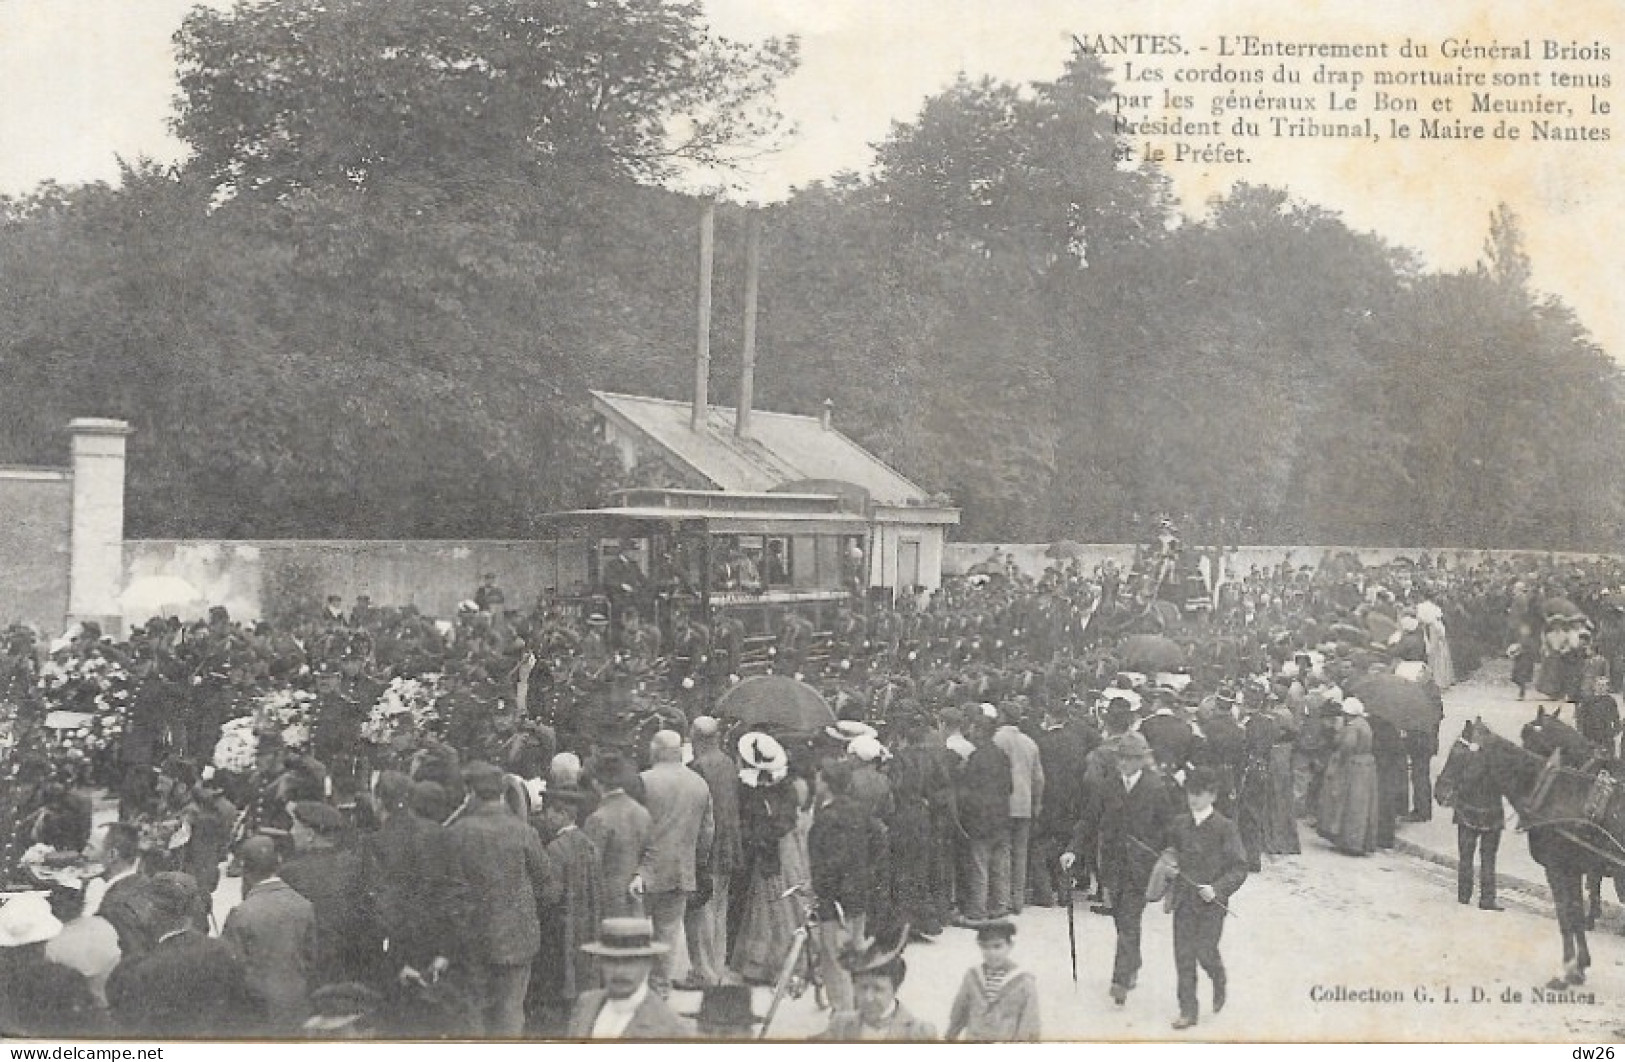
[1165,767,1249,1030]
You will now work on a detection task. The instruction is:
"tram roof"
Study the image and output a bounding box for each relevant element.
[534,505,870,537]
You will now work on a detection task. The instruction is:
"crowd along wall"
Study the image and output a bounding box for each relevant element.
[121,539,590,626]
[944,543,1619,581]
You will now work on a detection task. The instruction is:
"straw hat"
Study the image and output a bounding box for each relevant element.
[738,732,789,787]
[579,917,670,958]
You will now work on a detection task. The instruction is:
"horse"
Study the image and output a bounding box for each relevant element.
[1458,708,1625,989]
[1519,707,1625,930]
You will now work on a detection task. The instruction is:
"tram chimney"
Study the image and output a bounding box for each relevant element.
[736,210,761,438]
[693,196,715,431]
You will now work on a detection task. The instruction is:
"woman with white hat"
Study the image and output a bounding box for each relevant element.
[1315,697,1380,855]
[730,732,812,985]
[0,891,101,1036]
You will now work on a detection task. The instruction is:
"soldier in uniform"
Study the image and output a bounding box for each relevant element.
[832,604,869,677]
[670,600,712,714]
[710,609,747,685]
[775,608,817,677]
[602,539,647,622]
[619,611,661,676]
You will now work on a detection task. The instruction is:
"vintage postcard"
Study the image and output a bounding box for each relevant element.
[0,0,1620,1047]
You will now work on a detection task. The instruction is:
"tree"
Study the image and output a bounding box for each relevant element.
[172,0,797,200]
[869,47,1170,271]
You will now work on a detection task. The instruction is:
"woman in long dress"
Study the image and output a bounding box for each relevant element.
[1317,697,1380,855]
[1418,601,1456,688]
[1264,703,1301,855]
[728,733,810,984]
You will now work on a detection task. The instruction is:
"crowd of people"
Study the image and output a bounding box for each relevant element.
[3,543,1625,1039]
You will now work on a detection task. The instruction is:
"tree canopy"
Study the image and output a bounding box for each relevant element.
[0,18,1617,549]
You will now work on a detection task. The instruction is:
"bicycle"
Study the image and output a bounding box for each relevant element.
[758,882,832,1039]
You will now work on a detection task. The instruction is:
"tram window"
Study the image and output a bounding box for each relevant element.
[763,537,792,585]
[715,535,764,591]
[599,538,647,596]
[809,535,840,589]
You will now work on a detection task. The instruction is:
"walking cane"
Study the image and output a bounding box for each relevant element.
[1061,855,1078,984]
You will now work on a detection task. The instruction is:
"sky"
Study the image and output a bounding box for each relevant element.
[0,0,1619,357]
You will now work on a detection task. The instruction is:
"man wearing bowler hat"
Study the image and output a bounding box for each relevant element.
[567,918,690,1039]
[683,984,764,1039]
[1061,730,1176,1006]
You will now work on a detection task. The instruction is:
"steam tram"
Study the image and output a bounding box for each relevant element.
[533,488,870,640]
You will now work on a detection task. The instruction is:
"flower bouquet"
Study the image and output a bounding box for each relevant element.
[37,655,129,782]
[361,674,446,751]
[212,687,318,771]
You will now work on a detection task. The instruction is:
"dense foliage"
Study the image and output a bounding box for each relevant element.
[0,4,1616,548]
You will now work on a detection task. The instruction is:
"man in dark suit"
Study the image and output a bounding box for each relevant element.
[1435,723,1506,911]
[107,872,257,1037]
[1164,767,1249,1030]
[357,771,468,994]
[809,759,886,1015]
[584,752,653,919]
[221,835,317,1033]
[281,800,371,987]
[1192,694,1246,818]
[957,707,1014,922]
[567,918,690,1039]
[1030,702,1093,907]
[1062,731,1176,1005]
[1140,688,1198,775]
[448,762,556,1037]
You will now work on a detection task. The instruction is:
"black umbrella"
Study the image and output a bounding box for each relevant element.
[1119,634,1186,671]
[1349,672,1444,732]
[715,675,836,734]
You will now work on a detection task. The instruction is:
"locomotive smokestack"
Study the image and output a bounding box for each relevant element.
[693,197,715,431]
[736,210,761,438]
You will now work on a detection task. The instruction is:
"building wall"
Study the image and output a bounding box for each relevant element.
[871,523,947,594]
[0,470,72,635]
[123,539,590,624]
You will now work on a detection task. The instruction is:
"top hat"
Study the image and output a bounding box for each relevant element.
[682,984,765,1028]
[580,917,670,958]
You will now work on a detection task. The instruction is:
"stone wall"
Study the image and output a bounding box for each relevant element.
[122,539,589,625]
[0,470,72,635]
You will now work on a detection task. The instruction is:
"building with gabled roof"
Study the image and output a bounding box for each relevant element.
[589,389,959,592]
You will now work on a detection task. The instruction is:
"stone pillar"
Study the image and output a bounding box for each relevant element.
[67,418,133,635]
